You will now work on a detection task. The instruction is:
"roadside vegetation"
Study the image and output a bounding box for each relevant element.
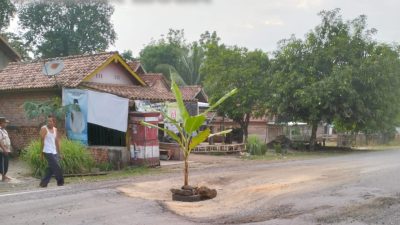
[21,138,95,177]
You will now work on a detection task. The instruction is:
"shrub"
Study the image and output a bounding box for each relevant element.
[97,162,113,172]
[274,143,287,156]
[247,135,267,155]
[22,138,95,177]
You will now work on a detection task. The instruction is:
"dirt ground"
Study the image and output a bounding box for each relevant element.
[118,150,400,224]
[3,150,400,224]
[0,158,39,192]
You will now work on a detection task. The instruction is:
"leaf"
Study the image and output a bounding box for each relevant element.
[161,111,185,140]
[202,88,238,115]
[171,79,190,122]
[209,129,233,138]
[140,121,182,146]
[189,128,210,151]
[184,114,206,134]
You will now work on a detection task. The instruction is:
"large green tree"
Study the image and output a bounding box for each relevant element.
[139,29,187,79]
[269,9,400,149]
[139,29,216,85]
[2,32,31,60]
[0,0,16,31]
[202,44,269,142]
[18,0,116,58]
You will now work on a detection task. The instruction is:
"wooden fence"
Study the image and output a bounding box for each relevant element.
[193,143,246,153]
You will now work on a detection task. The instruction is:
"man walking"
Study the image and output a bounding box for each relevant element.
[0,117,11,182]
[40,115,64,187]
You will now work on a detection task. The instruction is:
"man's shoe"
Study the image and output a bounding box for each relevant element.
[39,182,47,188]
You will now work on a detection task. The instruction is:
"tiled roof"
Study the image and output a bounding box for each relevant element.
[139,73,170,92]
[127,61,140,72]
[127,60,146,75]
[180,85,208,102]
[80,82,196,102]
[0,35,21,62]
[0,52,116,91]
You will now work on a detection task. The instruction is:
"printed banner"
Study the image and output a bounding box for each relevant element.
[62,88,88,145]
[134,100,182,122]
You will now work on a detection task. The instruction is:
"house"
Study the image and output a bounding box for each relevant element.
[0,51,196,165]
[0,35,21,69]
[126,60,146,76]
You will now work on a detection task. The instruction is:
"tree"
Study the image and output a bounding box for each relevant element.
[269,9,400,149]
[139,29,186,76]
[0,0,16,31]
[142,80,237,186]
[121,50,135,61]
[24,97,79,126]
[139,29,214,85]
[18,0,116,58]
[2,32,31,60]
[202,44,269,142]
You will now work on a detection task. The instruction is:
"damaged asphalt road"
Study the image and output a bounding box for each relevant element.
[1,150,400,225]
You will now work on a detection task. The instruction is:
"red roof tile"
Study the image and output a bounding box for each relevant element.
[139,73,170,91]
[180,85,208,102]
[80,82,195,102]
[127,61,140,71]
[0,52,116,91]
[127,61,146,75]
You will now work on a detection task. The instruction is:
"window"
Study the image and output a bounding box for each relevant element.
[88,123,126,146]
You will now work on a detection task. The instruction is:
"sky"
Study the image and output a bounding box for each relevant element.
[7,0,400,57]
[108,0,400,57]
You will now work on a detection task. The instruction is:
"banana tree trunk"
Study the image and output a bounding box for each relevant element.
[184,155,189,186]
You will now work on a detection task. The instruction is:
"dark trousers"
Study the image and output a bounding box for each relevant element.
[0,152,9,176]
[41,153,64,186]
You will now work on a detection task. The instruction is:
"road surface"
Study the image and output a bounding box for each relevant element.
[1,150,400,225]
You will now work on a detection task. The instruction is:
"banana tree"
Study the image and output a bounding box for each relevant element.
[142,80,237,186]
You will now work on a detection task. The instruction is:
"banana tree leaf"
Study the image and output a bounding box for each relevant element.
[140,121,183,147]
[171,80,189,122]
[184,114,206,134]
[189,128,210,151]
[202,88,238,115]
[208,129,233,138]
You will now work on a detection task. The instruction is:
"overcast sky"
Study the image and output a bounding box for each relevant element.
[6,0,399,57]
[108,0,399,57]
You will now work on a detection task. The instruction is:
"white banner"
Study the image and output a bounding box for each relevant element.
[87,90,129,132]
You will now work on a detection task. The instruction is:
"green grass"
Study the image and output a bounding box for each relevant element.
[64,166,162,184]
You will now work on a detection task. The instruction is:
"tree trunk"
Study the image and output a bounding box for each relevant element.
[183,155,189,186]
[309,122,318,151]
[242,113,251,143]
[184,156,189,186]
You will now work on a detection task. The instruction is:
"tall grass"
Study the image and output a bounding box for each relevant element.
[22,138,95,177]
[246,135,267,156]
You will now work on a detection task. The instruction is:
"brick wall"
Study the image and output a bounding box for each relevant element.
[7,126,40,152]
[0,89,61,151]
[0,90,60,126]
[88,147,109,163]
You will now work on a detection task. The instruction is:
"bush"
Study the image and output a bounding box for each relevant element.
[22,138,95,177]
[274,143,287,156]
[247,135,267,155]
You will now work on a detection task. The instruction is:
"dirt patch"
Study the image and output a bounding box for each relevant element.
[118,165,335,223]
[218,204,332,224]
[317,195,400,224]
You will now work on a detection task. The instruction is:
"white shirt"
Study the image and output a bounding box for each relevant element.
[42,126,57,154]
[0,127,11,153]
